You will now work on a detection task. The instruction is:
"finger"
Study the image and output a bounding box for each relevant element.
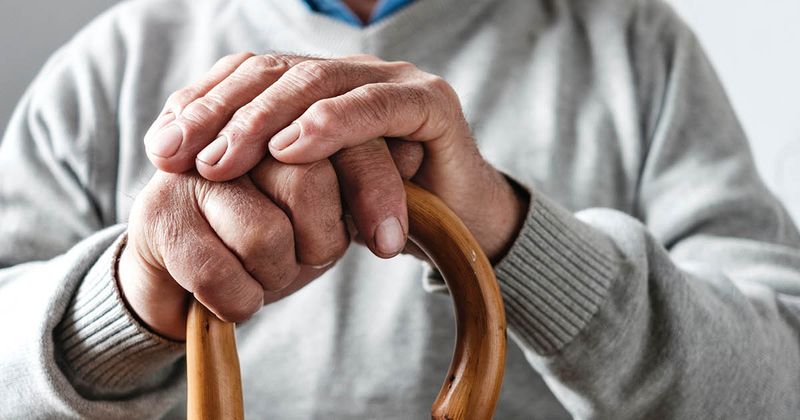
[336,140,422,260]
[386,139,424,179]
[268,81,461,164]
[336,205,425,262]
[250,157,349,267]
[337,54,383,63]
[144,53,253,163]
[198,59,391,181]
[147,54,313,173]
[330,138,408,258]
[199,176,300,292]
[151,177,265,323]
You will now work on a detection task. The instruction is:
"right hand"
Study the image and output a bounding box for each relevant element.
[118,158,351,341]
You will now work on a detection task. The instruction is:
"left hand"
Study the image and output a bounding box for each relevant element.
[144,53,528,262]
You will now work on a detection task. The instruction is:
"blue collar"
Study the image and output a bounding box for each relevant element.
[302,0,416,26]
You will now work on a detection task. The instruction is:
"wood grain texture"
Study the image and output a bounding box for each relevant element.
[186,298,244,420]
[404,181,507,420]
[186,181,506,419]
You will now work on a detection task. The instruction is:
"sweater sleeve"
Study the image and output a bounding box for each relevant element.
[0,8,185,418]
[494,3,800,418]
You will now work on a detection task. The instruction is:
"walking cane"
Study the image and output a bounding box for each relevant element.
[186,181,507,419]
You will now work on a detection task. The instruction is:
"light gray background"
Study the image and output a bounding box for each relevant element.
[1,0,798,222]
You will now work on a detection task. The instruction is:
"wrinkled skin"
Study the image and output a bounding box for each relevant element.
[121,53,528,340]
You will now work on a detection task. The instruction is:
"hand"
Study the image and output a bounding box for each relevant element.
[119,157,351,341]
[144,53,529,264]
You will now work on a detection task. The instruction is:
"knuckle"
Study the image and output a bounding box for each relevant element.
[303,228,348,267]
[396,60,417,69]
[188,254,229,296]
[292,159,335,191]
[255,260,298,292]
[165,88,196,110]
[287,60,339,96]
[301,159,337,187]
[327,232,349,262]
[136,174,201,254]
[201,91,230,113]
[304,100,341,135]
[387,60,417,74]
[160,215,189,249]
[239,54,289,80]
[424,74,456,100]
[301,252,334,269]
[228,104,269,137]
[356,83,382,100]
[192,260,261,323]
[183,93,229,121]
[210,52,253,74]
[138,173,187,220]
[263,215,295,251]
[348,53,379,62]
[266,263,300,291]
[134,193,164,227]
[256,218,299,290]
[419,76,462,129]
[219,52,254,67]
[237,228,268,263]
[292,60,329,82]
[399,85,429,111]
[279,159,337,207]
[238,212,294,267]
[353,85,392,121]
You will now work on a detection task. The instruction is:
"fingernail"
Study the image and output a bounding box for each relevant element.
[270,123,300,151]
[197,136,228,166]
[375,217,404,256]
[148,124,183,158]
[311,259,336,270]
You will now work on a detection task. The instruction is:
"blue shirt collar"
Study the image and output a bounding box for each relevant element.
[302,0,416,27]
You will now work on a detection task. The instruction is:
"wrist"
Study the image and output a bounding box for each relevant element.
[480,173,531,264]
[421,140,530,264]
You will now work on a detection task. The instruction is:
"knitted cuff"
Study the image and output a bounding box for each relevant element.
[55,233,184,396]
[494,192,621,355]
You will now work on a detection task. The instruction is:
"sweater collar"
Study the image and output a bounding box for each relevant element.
[238,0,494,55]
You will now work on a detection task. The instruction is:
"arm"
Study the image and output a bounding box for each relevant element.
[0,11,185,417]
[492,4,800,417]
[138,10,800,415]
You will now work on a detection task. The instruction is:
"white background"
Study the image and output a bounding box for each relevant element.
[668,0,800,223]
[1,0,798,222]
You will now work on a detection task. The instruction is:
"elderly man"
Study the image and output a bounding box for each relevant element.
[1,0,799,418]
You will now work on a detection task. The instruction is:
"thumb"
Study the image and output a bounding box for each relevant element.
[331,138,409,259]
[386,139,423,179]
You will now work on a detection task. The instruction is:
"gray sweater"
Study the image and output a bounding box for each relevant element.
[1,0,799,418]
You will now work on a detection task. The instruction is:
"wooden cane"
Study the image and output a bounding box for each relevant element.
[186,181,507,419]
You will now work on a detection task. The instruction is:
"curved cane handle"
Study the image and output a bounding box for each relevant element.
[187,181,507,419]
